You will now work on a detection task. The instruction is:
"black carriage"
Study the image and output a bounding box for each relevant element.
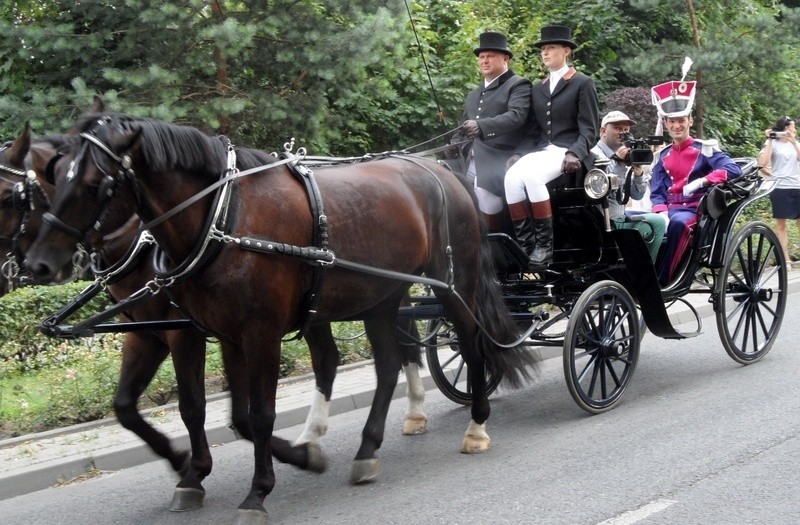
[411,155,787,413]
[31,135,787,418]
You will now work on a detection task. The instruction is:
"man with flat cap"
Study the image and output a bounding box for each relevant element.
[449,31,532,232]
[504,24,598,269]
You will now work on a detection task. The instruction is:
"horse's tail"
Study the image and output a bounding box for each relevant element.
[473,217,540,388]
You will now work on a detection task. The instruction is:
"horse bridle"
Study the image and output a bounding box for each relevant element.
[41,119,136,243]
[1,144,54,282]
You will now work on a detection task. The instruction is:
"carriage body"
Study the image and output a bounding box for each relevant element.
[419,155,788,412]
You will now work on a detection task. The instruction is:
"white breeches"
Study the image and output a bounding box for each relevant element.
[468,159,504,215]
[504,144,566,204]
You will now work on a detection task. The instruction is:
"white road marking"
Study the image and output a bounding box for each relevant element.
[596,499,678,525]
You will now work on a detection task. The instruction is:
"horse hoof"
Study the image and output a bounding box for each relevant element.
[233,508,269,525]
[169,487,205,512]
[305,442,327,473]
[402,414,428,435]
[349,458,381,484]
[460,434,490,454]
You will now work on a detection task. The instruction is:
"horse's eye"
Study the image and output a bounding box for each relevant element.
[0,194,13,209]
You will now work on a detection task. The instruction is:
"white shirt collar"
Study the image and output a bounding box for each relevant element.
[549,65,570,92]
[484,71,506,88]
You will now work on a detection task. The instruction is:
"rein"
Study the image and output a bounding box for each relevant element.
[42,131,465,338]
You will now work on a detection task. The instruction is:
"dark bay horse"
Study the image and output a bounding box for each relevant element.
[24,114,537,525]
[1,124,68,295]
[4,121,428,511]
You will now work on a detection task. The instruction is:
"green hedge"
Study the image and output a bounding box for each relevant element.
[0,281,373,436]
[0,281,113,371]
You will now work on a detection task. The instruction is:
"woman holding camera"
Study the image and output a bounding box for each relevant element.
[758,115,800,266]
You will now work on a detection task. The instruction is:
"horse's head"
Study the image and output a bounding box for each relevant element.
[25,116,142,281]
[0,124,64,261]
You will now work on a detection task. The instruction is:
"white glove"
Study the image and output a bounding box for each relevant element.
[683,178,705,197]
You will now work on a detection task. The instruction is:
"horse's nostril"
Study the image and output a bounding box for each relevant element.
[24,259,52,280]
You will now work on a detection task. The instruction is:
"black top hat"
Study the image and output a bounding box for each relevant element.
[473,32,513,58]
[534,25,577,49]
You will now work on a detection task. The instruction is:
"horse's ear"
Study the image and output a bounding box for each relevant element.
[29,143,60,184]
[89,95,104,113]
[8,122,31,166]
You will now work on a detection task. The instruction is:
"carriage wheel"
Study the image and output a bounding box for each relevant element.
[715,222,787,364]
[563,280,641,414]
[423,318,502,405]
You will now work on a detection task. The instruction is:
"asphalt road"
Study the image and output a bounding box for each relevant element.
[1,301,799,525]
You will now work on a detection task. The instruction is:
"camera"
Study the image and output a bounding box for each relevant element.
[619,133,665,166]
[769,131,788,139]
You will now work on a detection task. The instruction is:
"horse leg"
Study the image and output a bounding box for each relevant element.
[235,336,281,525]
[218,341,325,476]
[295,324,338,445]
[459,355,491,453]
[113,332,210,509]
[397,316,427,435]
[168,328,213,511]
[438,299,492,454]
[350,307,404,484]
[250,324,337,474]
[221,342,252,441]
[113,334,175,464]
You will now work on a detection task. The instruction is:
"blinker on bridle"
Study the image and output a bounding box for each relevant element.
[41,119,135,241]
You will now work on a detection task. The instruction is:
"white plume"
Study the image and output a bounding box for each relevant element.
[680,56,693,81]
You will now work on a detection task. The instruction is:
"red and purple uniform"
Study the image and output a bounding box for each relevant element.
[651,137,742,283]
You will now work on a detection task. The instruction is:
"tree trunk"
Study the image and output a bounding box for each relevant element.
[211,0,231,136]
[686,0,703,138]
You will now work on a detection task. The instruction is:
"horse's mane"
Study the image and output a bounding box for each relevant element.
[236,146,278,170]
[71,112,280,179]
[35,134,77,154]
[73,113,229,180]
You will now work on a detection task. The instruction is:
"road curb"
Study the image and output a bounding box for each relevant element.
[0,362,436,501]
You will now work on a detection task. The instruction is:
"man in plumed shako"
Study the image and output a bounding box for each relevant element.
[650,59,742,284]
[449,31,532,232]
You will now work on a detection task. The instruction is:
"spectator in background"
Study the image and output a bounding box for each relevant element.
[757,115,800,266]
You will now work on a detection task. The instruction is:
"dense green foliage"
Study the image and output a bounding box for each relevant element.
[2,1,798,156]
[0,282,372,436]
[0,281,111,367]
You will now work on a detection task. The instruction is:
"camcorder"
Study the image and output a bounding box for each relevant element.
[619,133,665,165]
[769,131,788,139]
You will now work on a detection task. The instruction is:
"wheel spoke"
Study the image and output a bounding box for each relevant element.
[605,357,622,388]
[609,309,631,335]
[599,357,608,400]
[587,353,601,398]
[754,303,771,339]
[577,350,599,384]
[439,346,462,369]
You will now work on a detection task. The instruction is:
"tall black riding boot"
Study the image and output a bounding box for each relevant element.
[529,217,553,269]
[508,202,535,255]
[512,216,535,254]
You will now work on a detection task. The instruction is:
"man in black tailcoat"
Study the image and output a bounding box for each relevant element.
[449,31,532,232]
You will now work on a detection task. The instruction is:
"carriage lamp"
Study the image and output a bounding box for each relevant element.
[584,168,610,199]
